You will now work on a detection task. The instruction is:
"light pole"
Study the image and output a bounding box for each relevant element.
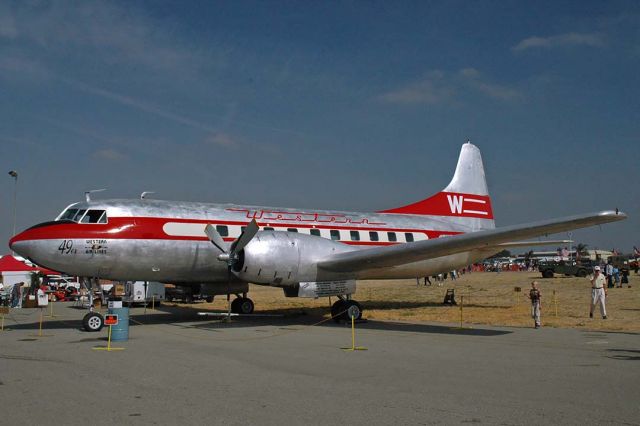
[8,170,18,239]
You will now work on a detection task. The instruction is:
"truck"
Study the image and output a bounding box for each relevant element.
[538,260,594,278]
[122,281,165,305]
[165,284,214,303]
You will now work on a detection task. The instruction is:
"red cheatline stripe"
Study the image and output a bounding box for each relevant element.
[10,216,462,243]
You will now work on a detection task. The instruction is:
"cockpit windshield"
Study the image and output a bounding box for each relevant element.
[57,208,107,224]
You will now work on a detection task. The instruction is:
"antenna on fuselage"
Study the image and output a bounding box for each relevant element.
[85,189,106,202]
[140,191,155,200]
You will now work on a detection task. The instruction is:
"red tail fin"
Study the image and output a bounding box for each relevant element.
[379,142,495,228]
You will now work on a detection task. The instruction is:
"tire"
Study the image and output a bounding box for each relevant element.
[205,296,214,303]
[82,312,104,332]
[576,269,587,278]
[237,298,254,314]
[343,300,363,321]
[331,300,346,322]
[542,270,554,279]
[231,297,241,313]
[184,294,194,304]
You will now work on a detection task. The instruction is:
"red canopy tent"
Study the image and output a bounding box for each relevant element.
[0,255,61,275]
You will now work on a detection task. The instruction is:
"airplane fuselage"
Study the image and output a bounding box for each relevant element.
[10,197,495,285]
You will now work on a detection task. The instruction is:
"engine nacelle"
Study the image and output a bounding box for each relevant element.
[232,231,351,286]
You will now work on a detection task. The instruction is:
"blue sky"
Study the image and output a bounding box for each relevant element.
[1,0,638,253]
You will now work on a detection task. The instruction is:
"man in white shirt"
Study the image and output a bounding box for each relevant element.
[590,266,607,319]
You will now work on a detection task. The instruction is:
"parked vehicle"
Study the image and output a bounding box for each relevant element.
[48,286,79,302]
[122,281,165,305]
[538,260,594,278]
[165,284,214,303]
[46,275,81,290]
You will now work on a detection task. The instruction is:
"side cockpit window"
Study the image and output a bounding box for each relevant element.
[72,209,87,222]
[58,208,107,224]
[59,209,78,221]
[81,210,107,224]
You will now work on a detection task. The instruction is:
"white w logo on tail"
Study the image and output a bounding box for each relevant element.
[447,195,464,214]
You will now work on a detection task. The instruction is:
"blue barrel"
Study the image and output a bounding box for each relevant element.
[107,302,130,341]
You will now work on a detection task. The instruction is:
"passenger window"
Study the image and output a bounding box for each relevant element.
[264,227,274,231]
[81,210,107,224]
[310,229,321,236]
[60,209,78,221]
[350,231,360,241]
[216,225,229,237]
[405,233,414,242]
[287,228,298,233]
[330,230,341,241]
[369,231,379,242]
[387,232,397,242]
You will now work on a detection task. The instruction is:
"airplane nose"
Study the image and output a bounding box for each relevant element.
[9,232,32,258]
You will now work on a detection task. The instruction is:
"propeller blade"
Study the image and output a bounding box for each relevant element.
[205,224,227,253]
[233,219,259,254]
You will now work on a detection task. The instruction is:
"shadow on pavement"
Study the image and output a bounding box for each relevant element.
[2,302,511,337]
[607,348,640,361]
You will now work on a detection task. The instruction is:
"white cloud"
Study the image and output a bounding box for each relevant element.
[0,55,49,80]
[512,32,605,52]
[92,149,128,161]
[458,68,521,101]
[204,133,239,148]
[1,2,204,74]
[379,68,521,105]
[63,79,219,133]
[378,71,455,105]
[0,4,18,38]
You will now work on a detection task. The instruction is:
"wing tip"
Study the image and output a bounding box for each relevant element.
[598,209,627,221]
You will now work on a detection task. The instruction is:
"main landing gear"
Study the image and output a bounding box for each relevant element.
[331,296,362,322]
[230,294,254,314]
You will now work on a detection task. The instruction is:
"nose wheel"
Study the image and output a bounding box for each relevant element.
[331,299,362,322]
[82,312,104,332]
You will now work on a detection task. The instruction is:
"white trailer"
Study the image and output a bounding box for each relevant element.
[123,281,165,305]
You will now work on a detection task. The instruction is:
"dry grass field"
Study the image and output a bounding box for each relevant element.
[190,271,640,332]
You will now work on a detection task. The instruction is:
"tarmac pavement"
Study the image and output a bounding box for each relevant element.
[0,302,638,425]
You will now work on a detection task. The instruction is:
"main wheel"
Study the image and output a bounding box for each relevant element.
[231,297,254,314]
[343,300,363,321]
[82,312,104,332]
[542,270,554,278]
[331,300,346,322]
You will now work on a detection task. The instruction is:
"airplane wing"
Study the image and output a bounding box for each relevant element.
[494,239,572,248]
[318,210,626,272]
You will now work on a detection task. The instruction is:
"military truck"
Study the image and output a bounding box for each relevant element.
[538,260,594,278]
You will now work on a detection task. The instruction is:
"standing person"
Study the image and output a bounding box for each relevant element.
[605,261,614,288]
[590,266,607,319]
[528,281,542,328]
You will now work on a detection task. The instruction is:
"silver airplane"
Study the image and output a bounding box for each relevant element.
[9,142,626,331]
